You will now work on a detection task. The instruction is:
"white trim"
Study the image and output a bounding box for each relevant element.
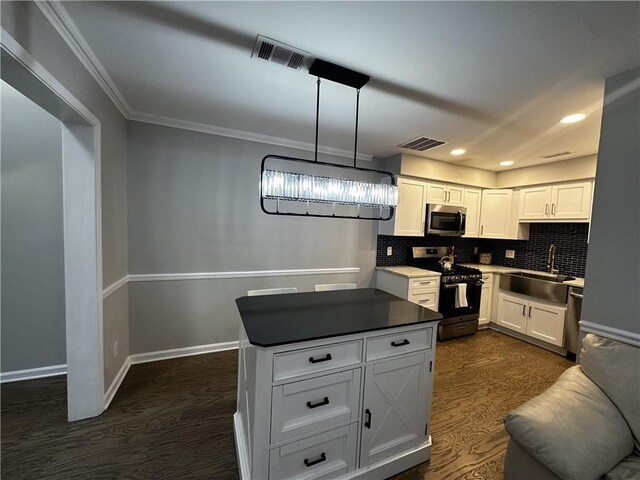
[35,1,373,162]
[0,29,99,126]
[128,267,360,283]
[103,357,131,410]
[128,112,373,162]
[1,364,67,384]
[102,275,128,299]
[34,1,132,117]
[129,341,239,365]
[234,412,251,480]
[579,321,640,347]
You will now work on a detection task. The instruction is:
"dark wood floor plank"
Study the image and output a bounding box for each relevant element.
[1,329,571,480]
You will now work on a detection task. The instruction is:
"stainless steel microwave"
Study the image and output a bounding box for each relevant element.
[426,204,467,236]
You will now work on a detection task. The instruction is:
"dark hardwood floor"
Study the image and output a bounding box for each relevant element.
[1,329,572,480]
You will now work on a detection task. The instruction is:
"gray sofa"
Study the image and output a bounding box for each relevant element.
[503,333,640,480]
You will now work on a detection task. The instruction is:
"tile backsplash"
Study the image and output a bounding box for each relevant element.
[376,223,589,278]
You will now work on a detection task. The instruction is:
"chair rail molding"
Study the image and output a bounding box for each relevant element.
[34,1,373,161]
[579,321,640,347]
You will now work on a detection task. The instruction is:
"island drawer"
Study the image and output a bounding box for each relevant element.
[269,424,357,480]
[273,340,363,382]
[365,327,433,361]
[271,369,361,444]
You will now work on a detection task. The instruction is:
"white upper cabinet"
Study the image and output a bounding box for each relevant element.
[425,182,464,207]
[518,181,593,222]
[380,177,427,236]
[463,188,482,238]
[519,185,553,220]
[551,181,593,220]
[479,190,513,238]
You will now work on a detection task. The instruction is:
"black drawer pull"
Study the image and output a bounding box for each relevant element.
[304,452,326,468]
[307,397,329,409]
[364,409,372,429]
[308,353,332,364]
[391,339,410,347]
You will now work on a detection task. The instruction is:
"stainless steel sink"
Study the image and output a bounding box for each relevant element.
[500,272,571,303]
[508,272,575,283]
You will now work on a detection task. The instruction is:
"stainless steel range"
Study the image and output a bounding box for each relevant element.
[410,246,483,340]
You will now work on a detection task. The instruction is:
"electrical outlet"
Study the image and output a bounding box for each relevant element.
[113,341,118,358]
[386,246,393,256]
[505,249,515,259]
[474,247,479,255]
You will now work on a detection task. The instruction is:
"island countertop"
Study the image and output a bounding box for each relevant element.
[235,288,442,347]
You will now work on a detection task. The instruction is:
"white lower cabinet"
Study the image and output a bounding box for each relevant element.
[478,274,493,325]
[236,323,437,480]
[376,270,440,312]
[360,352,431,467]
[497,292,566,347]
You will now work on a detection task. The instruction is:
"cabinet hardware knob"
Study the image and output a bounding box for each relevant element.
[307,397,329,409]
[308,353,332,364]
[391,339,410,347]
[304,452,326,467]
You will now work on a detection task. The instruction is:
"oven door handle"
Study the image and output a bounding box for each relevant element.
[456,210,464,233]
[443,282,482,289]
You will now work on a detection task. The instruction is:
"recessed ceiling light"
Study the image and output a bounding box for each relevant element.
[560,113,586,124]
[500,161,515,166]
[451,149,466,156]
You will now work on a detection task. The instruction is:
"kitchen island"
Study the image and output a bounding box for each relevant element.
[234,288,442,480]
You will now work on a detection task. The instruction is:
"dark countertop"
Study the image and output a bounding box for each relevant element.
[235,288,442,347]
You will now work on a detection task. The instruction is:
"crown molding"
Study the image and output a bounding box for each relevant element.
[129,111,374,162]
[36,0,374,162]
[35,0,133,117]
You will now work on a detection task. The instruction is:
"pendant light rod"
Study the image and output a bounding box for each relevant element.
[353,88,360,168]
[315,77,321,163]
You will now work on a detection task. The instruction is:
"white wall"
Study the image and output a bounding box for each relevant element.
[1,81,66,372]
[582,66,640,335]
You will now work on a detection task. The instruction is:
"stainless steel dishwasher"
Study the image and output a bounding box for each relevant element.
[565,287,584,355]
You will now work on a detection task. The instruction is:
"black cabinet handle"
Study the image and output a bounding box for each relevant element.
[529,306,532,318]
[522,305,526,316]
[308,353,332,364]
[364,409,372,428]
[304,453,326,468]
[307,397,329,409]
[391,339,410,347]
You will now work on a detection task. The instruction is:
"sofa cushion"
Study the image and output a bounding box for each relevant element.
[504,366,634,480]
[603,453,640,480]
[580,333,640,452]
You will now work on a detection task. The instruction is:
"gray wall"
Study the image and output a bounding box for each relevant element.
[127,121,379,353]
[583,66,640,334]
[1,81,66,372]
[2,1,129,389]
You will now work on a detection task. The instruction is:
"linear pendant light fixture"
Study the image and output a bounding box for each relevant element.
[260,59,398,220]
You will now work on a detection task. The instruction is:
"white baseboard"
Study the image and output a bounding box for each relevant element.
[129,341,239,365]
[1,364,67,383]
[103,357,131,410]
[579,321,640,347]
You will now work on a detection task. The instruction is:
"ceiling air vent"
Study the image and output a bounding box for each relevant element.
[252,35,310,70]
[398,136,448,152]
[539,150,574,159]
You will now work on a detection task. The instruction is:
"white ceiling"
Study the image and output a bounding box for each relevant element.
[62,1,639,171]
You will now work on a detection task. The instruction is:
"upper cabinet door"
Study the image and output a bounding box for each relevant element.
[394,178,427,236]
[463,188,482,237]
[519,186,552,220]
[360,352,431,468]
[479,190,513,238]
[425,182,447,205]
[446,185,465,207]
[551,181,592,220]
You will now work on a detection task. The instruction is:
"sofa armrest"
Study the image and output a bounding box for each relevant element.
[504,366,634,480]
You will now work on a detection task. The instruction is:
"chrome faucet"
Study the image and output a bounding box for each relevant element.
[548,244,559,274]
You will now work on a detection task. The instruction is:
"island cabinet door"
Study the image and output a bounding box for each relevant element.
[359,352,432,467]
